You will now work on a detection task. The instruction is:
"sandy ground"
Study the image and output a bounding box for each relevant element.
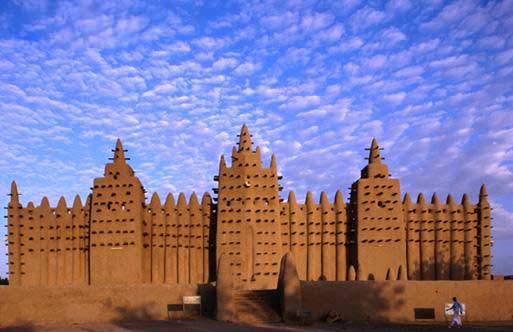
[2,320,513,332]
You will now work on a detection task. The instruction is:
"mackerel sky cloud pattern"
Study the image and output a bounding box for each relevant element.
[0,0,512,277]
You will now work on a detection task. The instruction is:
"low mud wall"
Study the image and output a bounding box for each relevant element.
[301,280,513,323]
[0,284,197,327]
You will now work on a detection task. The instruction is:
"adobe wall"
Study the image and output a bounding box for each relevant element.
[143,192,212,284]
[279,191,347,281]
[301,280,513,322]
[7,182,90,287]
[0,284,196,327]
[403,186,491,280]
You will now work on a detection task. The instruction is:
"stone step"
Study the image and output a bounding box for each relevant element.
[233,290,281,323]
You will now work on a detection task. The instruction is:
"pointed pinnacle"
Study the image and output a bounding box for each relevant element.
[417,193,426,204]
[403,192,412,205]
[56,196,67,211]
[334,190,344,206]
[446,194,455,205]
[164,193,175,208]
[72,195,83,210]
[461,193,470,206]
[201,192,212,205]
[320,191,329,204]
[480,184,488,199]
[368,138,382,164]
[431,193,440,205]
[270,154,277,170]
[10,181,19,203]
[177,192,187,206]
[288,191,297,203]
[238,124,253,152]
[114,138,126,163]
[150,192,161,207]
[189,192,199,207]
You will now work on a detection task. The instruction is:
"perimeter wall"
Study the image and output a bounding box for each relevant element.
[0,284,197,327]
[300,280,513,322]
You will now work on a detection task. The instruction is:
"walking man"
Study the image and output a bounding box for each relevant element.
[447,297,464,328]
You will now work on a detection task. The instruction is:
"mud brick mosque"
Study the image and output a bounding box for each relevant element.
[5,124,506,325]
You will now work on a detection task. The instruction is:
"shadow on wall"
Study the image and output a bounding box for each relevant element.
[302,280,406,322]
[409,257,469,280]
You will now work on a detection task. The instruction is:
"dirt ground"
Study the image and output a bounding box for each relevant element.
[2,320,513,332]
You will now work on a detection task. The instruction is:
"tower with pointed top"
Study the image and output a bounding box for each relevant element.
[7,181,22,286]
[215,124,283,289]
[348,138,406,280]
[89,139,146,285]
[478,184,492,279]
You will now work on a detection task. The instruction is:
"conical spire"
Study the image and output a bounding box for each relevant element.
[238,124,253,152]
[113,138,126,163]
[403,192,412,205]
[201,192,212,206]
[57,196,67,211]
[10,181,19,204]
[178,192,187,206]
[431,193,440,205]
[334,190,345,207]
[40,196,50,210]
[368,138,382,164]
[446,194,455,205]
[150,192,161,208]
[164,193,175,209]
[479,184,488,202]
[288,191,297,204]
[417,193,426,204]
[219,154,226,169]
[72,195,82,211]
[270,154,277,171]
[461,193,470,206]
[189,192,199,207]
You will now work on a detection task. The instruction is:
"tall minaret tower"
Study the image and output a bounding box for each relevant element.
[348,138,407,280]
[215,124,282,290]
[89,139,146,285]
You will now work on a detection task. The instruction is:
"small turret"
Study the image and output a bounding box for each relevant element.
[238,124,253,152]
[446,194,455,205]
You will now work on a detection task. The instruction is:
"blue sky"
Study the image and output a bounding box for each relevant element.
[1,0,512,278]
